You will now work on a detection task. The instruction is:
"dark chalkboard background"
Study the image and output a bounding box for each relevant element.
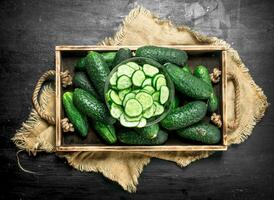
[0,0,274,199]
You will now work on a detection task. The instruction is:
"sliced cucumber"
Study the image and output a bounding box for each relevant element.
[110,90,122,105]
[143,104,156,119]
[124,114,142,122]
[142,85,155,94]
[152,91,160,101]
[123,92,136,107]
[110,103,123,119]
[137,117,147,128]
[132,89,140,94]
[124,99,143,117]
[135,92,154,111]
[153,102,164,116]
[117,75,132,90]
[142,78,152,87]
[120,114,140,127]
[152,74,165,87]
[155,77,167,90]
[117,64,135,77]
[110,72,118,86]
[143,64,159,77]
[132,70,146,87]
[106,89,113,102]
[118,88,131,101]
[159,85,169,104]
[127,62,140,70]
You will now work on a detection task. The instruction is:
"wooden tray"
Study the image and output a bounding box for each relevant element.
[55,45,228,152]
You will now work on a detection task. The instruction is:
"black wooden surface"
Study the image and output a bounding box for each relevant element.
[0,0,274,199]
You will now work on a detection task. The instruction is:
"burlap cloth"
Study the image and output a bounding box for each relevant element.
[12,7,268,192]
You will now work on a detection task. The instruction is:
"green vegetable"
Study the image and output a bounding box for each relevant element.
[93,120,117,144]
[73,72,99,99]
[86,51,110,99]
[182,64,192,74]
[101,52,116,67]
[176,122,221,144]
[165,63,212,100]
[161,101,207,130]
[62,92,88,137]
[135,123,159,139]
[73,88,115,124]
[112,48,132,68]
[171,95,180,109]
[193,65,219,112]
[75,57,87,71]
[117,129,168,145]
[135,45,188,66]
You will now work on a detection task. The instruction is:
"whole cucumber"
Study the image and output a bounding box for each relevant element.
[193,65,219,112]
[176,122,221,144]
[101,52,117,67]
[86,51,110,99]
[62,92,89,137]
[182,64,192,74]
[165,63,212,100]
[135,123,159,139]
[73,88,115,124]
[171,95,180,109]
[93,121,117,144]
[112,48,132,68]
[161,101,207,130]
[75,57,87,71]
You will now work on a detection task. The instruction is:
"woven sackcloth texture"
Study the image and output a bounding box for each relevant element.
[12,6,268,192]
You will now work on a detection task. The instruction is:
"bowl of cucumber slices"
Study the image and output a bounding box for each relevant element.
[105,57,174,128]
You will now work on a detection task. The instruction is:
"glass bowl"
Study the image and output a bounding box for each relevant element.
[104,57,175,127]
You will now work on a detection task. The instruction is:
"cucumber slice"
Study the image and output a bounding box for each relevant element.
[126,62,140,70]
[155,77,167,90]
[159,85,169,104]
[135,92,153,110]
[142,78,152,87]
[110,72,118,86]
[117,75,132,90]
[106,89,112,102]
[153,102,164,116]
[152,74,165,87]
[131,89,140,94]
[143,64,159,77]
[110,90,122,105]
[132,70,146,87]
[110,103,123,119]
[152,91,160,101]
[123,92,136,107]
[124,114,142,122]
[142,85,155,94]
[124,99,143,117]
[117,64,135,77]
[120,114,140,127]
[143,104,156,119]
[137,118,147,128]
[118,88,131,101]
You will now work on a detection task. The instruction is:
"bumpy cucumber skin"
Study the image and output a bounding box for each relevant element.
[165,63,212,100]
[101,52,117,67]
[161,101,207,130]
[182,64,192,74]
[86,51,110,99]
[118,129,168,145]
[171,95,180,109]
[193,65,219,112]
[135,46,188,66]
[94,121,117,144]
[62,92,89,137]
[135,123,159,139]
[75,57,87,71]
[112,48,132,68]
[176,122,221,144]
[73,72,99,99]
[73,88,115,124]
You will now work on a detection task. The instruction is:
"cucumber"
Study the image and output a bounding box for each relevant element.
[86,51,110,99]
[73,72,99,99]
[109,72,118,86]
[62,92,89,137]
[176,122,221,144]
[75,57,87,71]
[120,114,140,127]
[142,85,155,94]
[153,102,164,116]
[118,88,131,101]
[161,101,207,130]
[171,95,180,109]
[182,64,192,74]
[101,52,116,67]
[132,70,146,87]
[152,74,165,88]
[124,99,143,117]
[159,85,169,104]
[135,123,159,139]
[117,129,168,145]
[73,88,115,124]
[124,114,142,122]
[142,78,152,87]
[127,62,140,70]
[143,64,159,77]
[117,75,132,90]
[135,92,153,110]
[123,92,136,106]
[193,65,219,112]
[112,48,132,68]
[110,103,123,119]
[152,91,160,101]
[143,104,155,119]
[155,77,167,91]
[110,90,122,105]
[137,118,147,128]
[165,63,212,100]
[93,120,117,144]
[136,46,188,66]
[117,64,135,77]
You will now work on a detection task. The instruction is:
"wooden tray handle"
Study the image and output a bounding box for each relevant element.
[227,71,240,131]
[32,70,72,125]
